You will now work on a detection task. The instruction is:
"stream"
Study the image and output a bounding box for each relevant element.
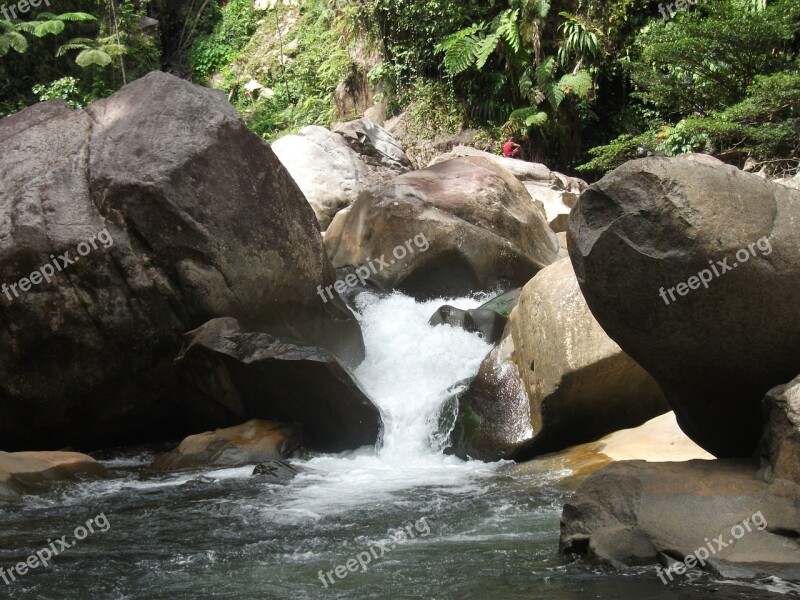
[0,293,795,599]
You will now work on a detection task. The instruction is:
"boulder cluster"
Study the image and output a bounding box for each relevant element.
[1,73,798,582]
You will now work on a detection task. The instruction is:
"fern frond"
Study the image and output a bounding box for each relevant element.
[441,34,482,75]
[543,82,565,110]
[57,42,89,56]
[75,48,112,67]
[98,43,126,56]
[509,106,549,127]
[495,9,521,54]
[33,20,65,37]
[55,12,97,22]
[0,31,27,55]
[435,23,485,53]
[475,33,500,70]
[535,56,557,88]
[559,71,593,99]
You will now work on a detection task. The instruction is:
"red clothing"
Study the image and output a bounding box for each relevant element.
[503,141,520,158]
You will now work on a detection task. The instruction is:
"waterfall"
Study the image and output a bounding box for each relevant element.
[281,291,497,517]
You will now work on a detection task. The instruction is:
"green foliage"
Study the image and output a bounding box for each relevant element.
[681,69,800,167]
[557,11,601,68]
[581,0,800,175]
[577,130,659,174]
[15,12,96,37]
[58,35,127,67]
[0,20,29,56]
[0,1,160,119]
[31,76,90,108]
[631,0,797,115]
[352,0,495,91]
[189,0,259,81]
[0,11,94,57]
[234,0,352,141]
[401,78,465,139]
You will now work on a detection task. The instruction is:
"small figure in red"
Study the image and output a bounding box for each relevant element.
[503,138,522,159]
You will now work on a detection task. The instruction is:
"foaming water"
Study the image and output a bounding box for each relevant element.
[279,292,498,518]
[2,292,796,599]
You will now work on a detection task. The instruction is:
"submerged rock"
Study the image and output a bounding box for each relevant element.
[0,71,360,451]
[452,258,668,461]
[560,460,800,581]
[176,318,382,453]
[0,451,107,500]
[428,290,519,344]
[568,157,800,457]
[149,419,307,472]
[325,157,560,298]
[252,460,301,483]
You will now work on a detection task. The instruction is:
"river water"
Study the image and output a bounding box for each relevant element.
[0,293,795,599]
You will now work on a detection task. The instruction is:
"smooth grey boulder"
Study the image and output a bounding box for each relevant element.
[560,460,800,581]
[568,157,800,458]
[429,145,586,228]
[449,333,532,461]
[325,157,561,298]
[452,258,668,461]
[0,71,360,451]
[271,125,376,230]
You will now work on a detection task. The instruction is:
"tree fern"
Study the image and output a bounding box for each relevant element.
[558,70,593,99]
[0,21,27,56]
[16,12,95,38]
[58,35,126,68]
[436,24,486,75]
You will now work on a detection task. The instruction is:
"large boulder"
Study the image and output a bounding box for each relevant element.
[560,460,800,581]
[449,333,532,460]
[325,157,561,298]
[452,258,668,461]
[0,72,360,451]
[0,451,107,500]
[760,375,800,485]
[176,318,382,453]
[271,125,376,230]
[430,145,586,229]
[568,157,800,457]
[149,419,307,472]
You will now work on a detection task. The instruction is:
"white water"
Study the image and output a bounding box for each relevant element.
[275,292,499,518]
